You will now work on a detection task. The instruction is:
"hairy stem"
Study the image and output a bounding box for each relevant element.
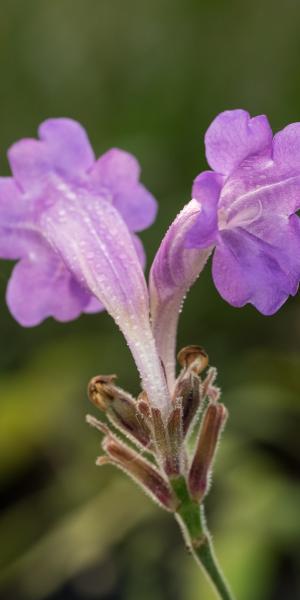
[172,477,235,600]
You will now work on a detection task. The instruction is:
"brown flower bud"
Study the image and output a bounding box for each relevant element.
[173,371,202,436]
[88,375,151,449]
[188,402,228,502]
[177,345,209,375]
[151,407,170,464]
[167,405,183,476]
[100,433,178,511]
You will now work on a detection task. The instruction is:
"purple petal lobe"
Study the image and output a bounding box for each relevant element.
[0,177,28,222]
[272,123,300,171]
[205,110,273,175]
[220,157,300,219]
[213,221,300,315]
[91,148,140,185]
[0,177,42,259]
[8,139,51,192]
[90,149,157,232]
[186,171,223,248]
[112,183,157,232]
[8,119,95,191]
[84,296,104,314]
[6,243,90,326]
[150,200,213,388]
[39,118,95,174]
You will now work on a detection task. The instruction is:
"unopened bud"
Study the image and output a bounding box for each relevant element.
[188,402,228,502]
[177,345,209,375]
[174,372,202,436]
[150,406,184,477]
[100,434,178,511]
[88,375,151,448]
[167,405,184,476]
[137,391,152,426]
[88,375,117,409]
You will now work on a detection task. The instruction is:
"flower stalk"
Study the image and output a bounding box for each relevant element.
[87,346,234,600]
[173,476,235,600]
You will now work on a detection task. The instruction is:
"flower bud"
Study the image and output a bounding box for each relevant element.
[88,375,151,448]
[188,402,228,502]
[174,372,202,436]
[177,345,209,375]
[167,404,184,476]
[99,433,178,511]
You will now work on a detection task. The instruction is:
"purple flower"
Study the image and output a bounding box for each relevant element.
[150,110,300,384]
[0,119,170,412]
[0,118,156,326]
[150,200,211,389]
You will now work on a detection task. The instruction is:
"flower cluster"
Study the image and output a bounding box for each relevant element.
[0,109,299,515]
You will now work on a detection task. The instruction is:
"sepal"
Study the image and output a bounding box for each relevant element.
[173,345,209,436]
[88,374,152,449]
[188,402,228,502]
[98,429,178,511]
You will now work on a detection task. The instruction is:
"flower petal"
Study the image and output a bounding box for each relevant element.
[91,148,140,185]
[205,110,273,175]
[8,119,95,191]
[90,149,157,231]
[84,296,104,314]
[0,177,27,222]
[0,177,42,259]
[272,122,300,170]
[8,139,51,192]
[41,191,169,413]
[150,200,212,388]
[112,183,157,232]
[213,222,300,315]
[186,171,223,248]
[6,243,90,326]
[39,118,95,174]
[219,155,300,218]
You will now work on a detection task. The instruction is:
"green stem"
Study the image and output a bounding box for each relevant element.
[171,477,235,600]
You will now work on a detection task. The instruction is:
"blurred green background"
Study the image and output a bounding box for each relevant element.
[0,1,299,599]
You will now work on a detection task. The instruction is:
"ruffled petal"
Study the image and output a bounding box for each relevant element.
[205,110,273,175]
[0,177,27,221]
[0,226,42,260]
[112,183,157,232]
[90,148,140,185]
[6,243,91,326]
[41,191,169,413]
[90,149,157,231]
[8,119,95,191]
[212,222,300,315]
[84,296,104,314]
[150,200,212,388]
[219,156,300,219]
[39,118,95,174]
[272,122,300,171]
[186,171,223,248]
[8,139,51,192]
[0,177,42,259]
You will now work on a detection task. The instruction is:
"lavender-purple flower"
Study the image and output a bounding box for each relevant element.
[0,119,171,412]
[188,109,300,314]
[0,118,156,326]
[1,111,297,600]
[150,110,300,384]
